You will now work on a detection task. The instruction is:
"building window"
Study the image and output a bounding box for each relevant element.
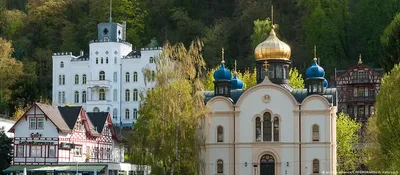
[114,57,117,64]
[125,109,130,120]
[133,72,138,82]
[60,61,64,68]
[133,109,138,119]
[93,107,100,112]
[62,75,65,85]
[217,126,223,142]
[106,57,109,64]
[96,57,98,64]
[113,89,117,101]
[217,159,223,173]
[358,70,365,80]
[313,159,320,173]
[30,146,41,157]
[151,71,155,81]
[49,146,56,157]
[82,91,87,103]
[150,57,154,63]
[113,108,118,119]
[273,117,279,141]
[58,92,62,104]
[358,87,365,97]
[30,117,44,129]
[99,71,105,80]
[126,72,130,82]
[74,146,82,156]
[255,117,261,141]
[75,75,79,84]
[113,72,117,82]
[358,105,365,117]
[82,74,86,84]
[17,145,23,157]
[59,75,62,85]
[107,107,110,113]
[62,91,65,103]
[312,125,319,141]
[133,89,138,101]
[101,57,104,64]
[106,148,111,159]
[125,89,130,101]
[276,65,282,78]
[99,89,105,100]
[263,112,272,141]
[268,65,275,78]
[369,89,375,97]
[74,91,79,103]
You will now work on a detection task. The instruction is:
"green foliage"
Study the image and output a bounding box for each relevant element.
[365,63,400,171]
[289,68,304,89]
[129,40,208,174]
[381,13,400,72]
[202,67,216,91]
[336,112,361,172]
[363,115,386,171]
[237,68,257,90]
[203,19,231,68]
[251,18,272,49]
[0,10,26,40]
[0,130,12,174]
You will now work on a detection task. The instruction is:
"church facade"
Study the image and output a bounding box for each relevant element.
[202,26,337,175]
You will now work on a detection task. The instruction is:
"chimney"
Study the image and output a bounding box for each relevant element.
[80,50,84,56]
[122,21,127,41]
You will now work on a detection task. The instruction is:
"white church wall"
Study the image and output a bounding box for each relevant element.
[208,147,231,175]
[281,146,296,175]
[302,112,328,142]
[303,146,328,175]
[237,147,253,175]
[209,114,231,144]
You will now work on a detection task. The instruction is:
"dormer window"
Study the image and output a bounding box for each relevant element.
[103,28,108,35]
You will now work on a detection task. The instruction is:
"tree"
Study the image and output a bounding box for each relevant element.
[363,115,386,171]
[0,38,23,112]
[250,18,272,50]
[128,40,209,174]
[289,68,304,89]
[202,67,217,91]
[336,112,361,172]
[381,13,400,72]
[0,130,12,175]
[11,106,24,121]
[365,63,400,171]
[238,68,257,90]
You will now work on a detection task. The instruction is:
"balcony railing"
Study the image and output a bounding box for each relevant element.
[86,100,113,106]
[88,80,112,88]
[349,95,376,102]
[350,78,371,84]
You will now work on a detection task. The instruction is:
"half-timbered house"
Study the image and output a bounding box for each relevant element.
[5,103,149,175]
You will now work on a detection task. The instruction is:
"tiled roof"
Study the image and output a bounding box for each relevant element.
[36,103,71,132]
[86,112,108,134]
[58,106,82,129]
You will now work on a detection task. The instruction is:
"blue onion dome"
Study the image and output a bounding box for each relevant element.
[213,62,232,81]
[306,58,325,78]
[231,73,244,90]
[323,79,328,88]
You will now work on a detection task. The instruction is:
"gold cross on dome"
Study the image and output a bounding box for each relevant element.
[264,60,270,71]
[221,48,225,64]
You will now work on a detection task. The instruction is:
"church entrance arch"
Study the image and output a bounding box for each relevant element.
[260,154,275,175]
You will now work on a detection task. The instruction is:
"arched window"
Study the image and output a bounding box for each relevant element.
[75,75,79,84]
[99,71,105,80]
[82,91,86,103]
[62,75,65,85]
[82,74,87,84]
[133,109,138,119]
[313,159,319,173]
[283,66,288,79]
[125,109,130,120]
[113,72,117,82]
[74,91,79,103]
[106,57,108,64]
[276,65,282,78]
[268,65,275,78]
[125,89,130,101]
[255,117,261,141]
[113,108,118,119]
[107,107,110,112]
[217,159,223,173]
[114,57,117,64]
[313,125,320,141]
[60,61,64,68]
[133,72,138,82]
[151,71,155,81]
[133,89,138,101]
[59,75,62,85]
[113,89,117,101]
[101,57,104,64]
[126,72,130,82]
[99,89,105,100]
[273,117,279,141]
[263,112,272,141]
[93,107,100,112]
[150,57,153,63]
[217,126,223,142]
[96,57,98,64]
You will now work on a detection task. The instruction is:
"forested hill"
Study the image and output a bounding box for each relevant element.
[0,0,399,113]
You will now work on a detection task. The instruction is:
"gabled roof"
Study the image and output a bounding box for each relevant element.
[58,106,82,129]
[86,112,108,133]
[35,103,71,132]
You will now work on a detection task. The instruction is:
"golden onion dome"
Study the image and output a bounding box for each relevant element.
[254,25,291,61]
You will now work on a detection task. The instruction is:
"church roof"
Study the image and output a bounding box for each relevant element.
[204,88,337,106]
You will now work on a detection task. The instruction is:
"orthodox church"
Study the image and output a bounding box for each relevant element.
[202,25,337,175]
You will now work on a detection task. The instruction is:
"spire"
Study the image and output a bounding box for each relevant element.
[221,48,225,64]
[234,60,237,74]
[358,53,363,64]
[271,5,275,29]
[109,0,113,22]
[313,45,317,61]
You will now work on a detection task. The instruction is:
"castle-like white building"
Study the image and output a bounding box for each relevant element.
[202,26,337,175]
[52,21,161,128]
